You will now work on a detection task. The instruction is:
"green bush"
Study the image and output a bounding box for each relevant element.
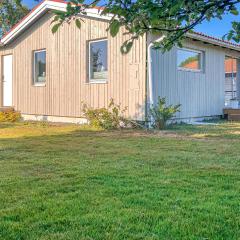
[0,109,21,122]
[149,97,181,129]
[82,99,128,129]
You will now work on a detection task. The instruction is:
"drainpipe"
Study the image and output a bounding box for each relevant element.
[147,36,165,125]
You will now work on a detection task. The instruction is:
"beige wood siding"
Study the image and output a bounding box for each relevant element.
[0,12,146,120]
[151,38,240,119]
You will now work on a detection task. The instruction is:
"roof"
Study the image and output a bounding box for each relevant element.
[187,31,240,52]
[1,0,240,52]
[0,0,111,45]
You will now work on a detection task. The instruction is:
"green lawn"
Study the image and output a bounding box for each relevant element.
[0,121,240,240]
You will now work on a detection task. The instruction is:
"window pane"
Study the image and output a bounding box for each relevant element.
[34,50,46,83]
[177,49,201,70]
[90,40,108,80]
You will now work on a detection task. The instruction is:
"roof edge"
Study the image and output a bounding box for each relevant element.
[1,0,111,45]
[187,32,240,52]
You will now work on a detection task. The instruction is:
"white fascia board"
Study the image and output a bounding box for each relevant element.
[187,33,240,52]
[47,0,113,20]
[1,0,112,45]
[45,0,67,10]
[1,1,52,44]
[83,8,112,21]
[46,0,113,20]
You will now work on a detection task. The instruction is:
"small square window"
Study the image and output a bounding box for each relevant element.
[89,39,108,83]
[33,50,46,85]
[177,48,203,72]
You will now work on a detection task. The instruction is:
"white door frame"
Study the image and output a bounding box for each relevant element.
[2,54,13,107]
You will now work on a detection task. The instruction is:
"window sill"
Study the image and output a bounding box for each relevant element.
[88,79,108,84]
[178,68,203,73]
[33,83,46,87]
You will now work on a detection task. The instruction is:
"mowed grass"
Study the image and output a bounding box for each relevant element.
[0,121,240,240]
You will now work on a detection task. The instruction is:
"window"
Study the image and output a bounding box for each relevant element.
[177,48,203,71]
[89,39,108,82]
[33,50,46,85]
[225,72,237,78]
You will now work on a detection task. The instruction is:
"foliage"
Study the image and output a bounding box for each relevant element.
[0,0,29,37]
[149,97,181,129]
[224,20,240,43]
[82,98,128,129]
[53,0,240,53]
[0,109,21,122]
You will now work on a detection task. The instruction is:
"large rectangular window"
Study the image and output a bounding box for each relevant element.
[177,48,203,72]
[89,39,108,83]
[33,50,46,85]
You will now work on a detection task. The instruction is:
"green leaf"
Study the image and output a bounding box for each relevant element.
[120,40,133,54]
[109,20,120,37]
[230,9,239,16]
[51,15,60,25]
[75,19,81,29]
[66,3,72,12]
[52,23,61,34]
[52,10,64,15]
[70,0,80,4]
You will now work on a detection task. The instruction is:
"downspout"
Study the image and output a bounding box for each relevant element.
[147,42,154,106]
[147,36,165,125]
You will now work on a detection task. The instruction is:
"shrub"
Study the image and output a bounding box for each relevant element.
[0,109,21,122]
[149,97,181,129]
[82,99,128,129]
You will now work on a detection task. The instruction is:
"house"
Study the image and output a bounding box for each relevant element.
[0,0,240,123]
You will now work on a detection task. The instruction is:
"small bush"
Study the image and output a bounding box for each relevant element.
[149,97,181,129]
[0,109,21,123]
[82,99,128,129]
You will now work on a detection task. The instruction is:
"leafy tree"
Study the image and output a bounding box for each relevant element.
[0,0,29,37]
[53,0,240,53]
[225,21,240,42]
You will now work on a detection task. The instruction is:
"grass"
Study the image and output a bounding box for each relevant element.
[169,120,240,139]
[0,121,240,239]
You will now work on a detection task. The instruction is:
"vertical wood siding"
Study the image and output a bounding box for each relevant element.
[0,12,146,120]
[151,39,240,119]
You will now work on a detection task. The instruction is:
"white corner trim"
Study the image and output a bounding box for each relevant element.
[1,0,112,45]
[22,114,88,124]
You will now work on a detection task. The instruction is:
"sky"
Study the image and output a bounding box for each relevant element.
[22,0,240,40]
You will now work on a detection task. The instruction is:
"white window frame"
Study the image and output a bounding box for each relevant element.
[177,47,204,73]
[88,39,108,84]
[33,49,46,86]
